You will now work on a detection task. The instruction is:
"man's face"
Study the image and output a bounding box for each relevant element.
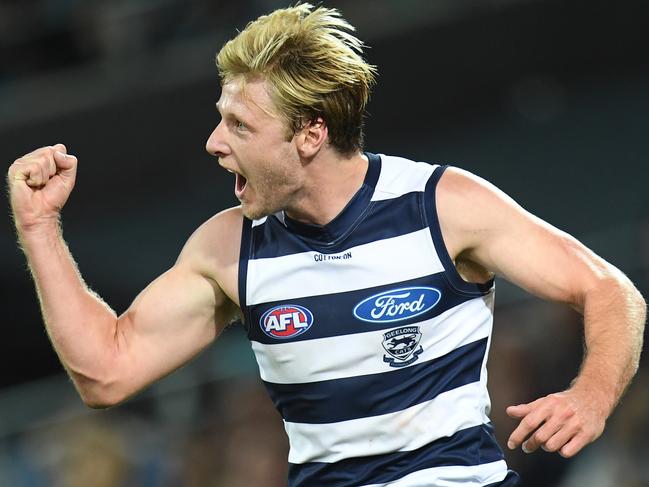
[206,77,303,220]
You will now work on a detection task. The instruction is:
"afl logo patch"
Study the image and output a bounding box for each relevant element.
[260,304,314,339]
[353,287,442,323]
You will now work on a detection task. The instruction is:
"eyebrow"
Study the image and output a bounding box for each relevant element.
[216,101,242,117]
[215,101,256,130]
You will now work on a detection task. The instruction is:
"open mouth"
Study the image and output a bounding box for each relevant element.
[224,166,248,199]
[235,172,248,198]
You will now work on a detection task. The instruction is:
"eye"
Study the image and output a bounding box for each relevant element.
[235,120,247,132]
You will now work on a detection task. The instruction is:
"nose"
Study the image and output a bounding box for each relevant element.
[205,122,230,158]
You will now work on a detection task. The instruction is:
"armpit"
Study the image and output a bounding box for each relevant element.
[455,257,494,285]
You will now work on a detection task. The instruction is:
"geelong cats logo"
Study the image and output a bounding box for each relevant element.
[382,326,423,368]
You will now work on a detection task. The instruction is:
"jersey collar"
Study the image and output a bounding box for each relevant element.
[282,152,381,245]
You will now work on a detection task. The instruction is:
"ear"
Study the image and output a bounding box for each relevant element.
[295,117,328,158]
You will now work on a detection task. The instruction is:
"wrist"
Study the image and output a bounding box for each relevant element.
[570,375,617,417]
[15,216,62,246]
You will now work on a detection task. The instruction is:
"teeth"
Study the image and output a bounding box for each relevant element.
[226,169,235,174]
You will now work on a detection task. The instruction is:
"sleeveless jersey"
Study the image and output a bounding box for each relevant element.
[238,153,516,486]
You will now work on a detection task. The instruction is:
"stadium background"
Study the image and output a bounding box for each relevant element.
[1,0,647,485]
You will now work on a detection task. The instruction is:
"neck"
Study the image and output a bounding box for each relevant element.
[285,150,369,226]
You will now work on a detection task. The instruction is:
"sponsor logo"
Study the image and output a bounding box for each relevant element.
[353,287,442,323]
[313,251,352,262]
[259,304,313,339]
[382,326,423,368]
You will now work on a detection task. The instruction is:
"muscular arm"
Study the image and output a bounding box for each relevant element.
[19,208,242,407]
[437,167,646,457]
[9,145,242,408]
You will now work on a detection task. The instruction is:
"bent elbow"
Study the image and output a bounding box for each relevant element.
[615,274,647,327]
[81,395,115,410]
[79,390,121,409]
[73,376,130,409]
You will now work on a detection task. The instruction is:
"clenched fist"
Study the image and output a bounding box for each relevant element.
[7,144,78,233]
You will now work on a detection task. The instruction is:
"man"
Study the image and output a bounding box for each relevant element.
[7,4,645,487]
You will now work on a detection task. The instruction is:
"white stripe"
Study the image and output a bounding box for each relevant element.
[479,316,495,417]
[253,295,493,384]
[247,228,443,306]
[360,460,508,487]
[372,155,436,202]
[251,216,268,227]
[286,382,491,464]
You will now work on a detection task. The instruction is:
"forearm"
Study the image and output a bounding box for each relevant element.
[571,273,646,415]
[18,222,120,394]
[507,272,645,457]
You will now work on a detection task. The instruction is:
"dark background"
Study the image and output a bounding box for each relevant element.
[1,1,647,486]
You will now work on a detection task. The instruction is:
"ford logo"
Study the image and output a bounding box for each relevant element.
[353,287,442,323]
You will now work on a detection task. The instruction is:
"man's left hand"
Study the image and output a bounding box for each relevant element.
[506,388,608,458]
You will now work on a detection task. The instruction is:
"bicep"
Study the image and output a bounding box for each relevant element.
[481,213,608,309]
[438,168,608,309]
[112,263,235,398]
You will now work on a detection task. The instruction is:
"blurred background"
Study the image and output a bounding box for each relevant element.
[1,0,648,485]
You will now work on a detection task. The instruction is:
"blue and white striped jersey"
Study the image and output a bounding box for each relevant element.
[238,153,517,486]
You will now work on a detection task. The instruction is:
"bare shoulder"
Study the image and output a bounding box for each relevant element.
[185,206,244,253]
[436,167,520,257]
[436,167,521,225]
[177,206,244,306]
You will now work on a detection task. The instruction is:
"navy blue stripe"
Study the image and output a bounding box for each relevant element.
[288,423,504,487]
[264,337,487,424]
[424,166,494,296]
[248,272,481,344]
[238,217,252,330]
[365,152,382,186]
[251,189,427,259]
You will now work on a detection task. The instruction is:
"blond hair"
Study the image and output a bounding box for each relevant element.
[216,3,377,155]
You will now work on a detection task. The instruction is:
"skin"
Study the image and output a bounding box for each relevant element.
[7,76,645,462]
[207,77,369,223]
[437,172,645,457]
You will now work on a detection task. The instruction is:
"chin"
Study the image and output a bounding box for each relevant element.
[241,203,274,221]
[241,192,289,221]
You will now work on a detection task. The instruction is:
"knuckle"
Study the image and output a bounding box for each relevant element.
[41,151,54,163]
[533,430,549,444]
[544,439,559,452]
[547,394,567,409]
[510,432,524,445]
[31,155,46,168]
[521,417,537,429]
[585,428,599,442]
[12,155,29,167]
[560,407,575,421]
[27,146,48,158]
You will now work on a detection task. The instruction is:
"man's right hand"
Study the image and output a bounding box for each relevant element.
[6,143,241,409]
[7,143,78,233]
